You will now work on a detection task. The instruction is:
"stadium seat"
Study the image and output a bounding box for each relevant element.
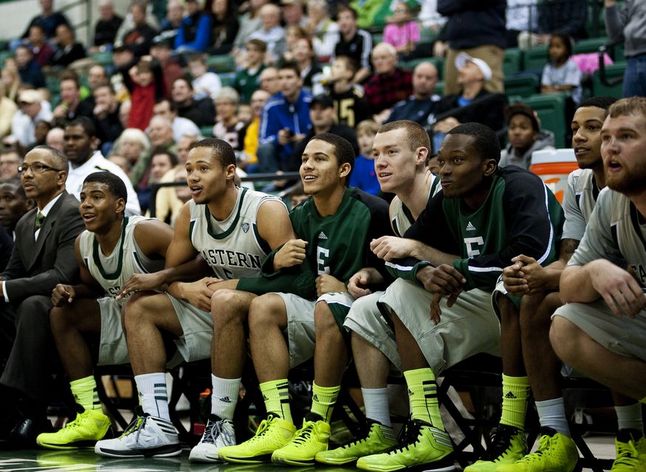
[573,37,609,55]
[504,74,539,98]
[219,72,236,88]
[200,126,214,137]
[503,48,523,77]
[523,45,548,73]
[592,62,625,98]
[523,93,568,147]
[206,54,236,73]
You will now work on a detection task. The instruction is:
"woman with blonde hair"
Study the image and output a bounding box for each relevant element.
[1,58,22,102]
[0,81,17,137]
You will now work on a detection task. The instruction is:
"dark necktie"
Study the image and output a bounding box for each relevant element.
[34,211,45,231]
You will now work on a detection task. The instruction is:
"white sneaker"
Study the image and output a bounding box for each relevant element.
[189,415,236,462]
[94,414,181,458]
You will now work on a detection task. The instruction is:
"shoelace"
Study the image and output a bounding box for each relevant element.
[339,424,378,450]
[615,440,640,466]
[483,425,518,461]
[388,421,422,455]
[290,423,314,445]
[517,434,551,463]
[246,417,274,443]
[202,419,225,445]
[121,415,146,438]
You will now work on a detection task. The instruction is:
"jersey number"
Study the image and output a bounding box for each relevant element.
[464,236,485,258]
[317,247,330,275]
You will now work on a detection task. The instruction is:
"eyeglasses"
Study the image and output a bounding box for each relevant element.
[18,163,65,174]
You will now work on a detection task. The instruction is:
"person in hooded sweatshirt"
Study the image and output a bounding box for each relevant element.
[499,103,555,169]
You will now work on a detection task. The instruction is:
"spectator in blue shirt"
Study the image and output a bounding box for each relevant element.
[175,0,213,53]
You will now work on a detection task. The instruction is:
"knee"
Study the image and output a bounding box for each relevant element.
[123,294,156,331]
[248,294,282,332]
[314,302,339,336]
[211,289,247,325]
[49,306,71,334]
[549,316,580,362]
[16,295,51,327]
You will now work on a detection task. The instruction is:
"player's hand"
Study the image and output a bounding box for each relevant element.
[512,255,550,293]
[502,258,529,294]
[174,279,216,312]
[348,268,383,298]
[429,286,460,325]
[274,239,307,270]
[370,236,416,261]
[588,259,646,318]
[316,274,346,297]
[52,284,75,306]
[117,272,167,299]
[417,264,465,296]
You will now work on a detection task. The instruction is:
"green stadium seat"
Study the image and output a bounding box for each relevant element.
[200,126,214,137]
[523,45,548,73]
[400,56,444,80]
[434,80,444,96]
[522,93,568,147]
[573,37,608,55]
[504,74,539,98]
[91,50,113,67]
[219,72,236,88]
[592,62,626,98]
[207,55,236,73]
[503,48,523,76]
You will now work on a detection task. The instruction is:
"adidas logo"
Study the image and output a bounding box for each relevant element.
[505,391,517,399]
[466,221,476,232]
[407,389,414,396]
[312,394,319,402]
[263,394,269,401]
[219,396,232,403]
[318,231,328,240]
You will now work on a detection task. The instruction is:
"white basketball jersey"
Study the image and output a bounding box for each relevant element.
[79,215,164,299]
[390,174,440,237]
[189,187,283,279]
[562,169,600,241]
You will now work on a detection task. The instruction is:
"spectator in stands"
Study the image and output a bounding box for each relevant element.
[383,1,421,60]
[50,24,87,68]
[364,43,413,119]
[499,103,555,169]
[538,0,588,42]
[64,118,141,216]
[92,84,123,153]
[0,151,22,181]
[419,0,446,31]
[293,37,323,95]
[147,116,175,151]
[325,55,371,128]
[171,77,215,128]
[0,145,83,448]
[2,59,22,102]
[240,89,270,172]
[281,25,308,63]
[15,45,46,89]
[259,66,281,96]
[0,180,31,238]
[551,96,646,472]
[348,119,380,195]
[121,0,158,58]
[482,96,617,472]
[24,25,54,67]
[135,118,175,212]
[107,154,131,174]
[189,54,222,101]
[334,5,372,84]
[305,0,338,60]
[233,0,269,53]
[282,0,308,28]
[234,39,267,104]
[160,0,184,34]
[93,0,124,50]
[149,147,178,185]
[258,61,312,172]
[111,42,136,71]
[52,72,94,125]
[209,0,239,55]
[506,0,539,49]
[11,90,53,148]
[45,127,64,152]
[0,83,17,138]
[541,33,582,105]
[435,0,506,95]
[290,93,359,171]
[604,0,646,98]
[248,3,285,64]
[112,127,151,178]
[122,56,165,131]
[212,87,245,151]
[175,0,213,53]
[119,100,131,129]
[153,98,200,143]
[27,120,52,153]
[78,64,109,113]
[149,35,183,100]
[433,53,507,139]
[386,61,441,126]
[20,0,70,40]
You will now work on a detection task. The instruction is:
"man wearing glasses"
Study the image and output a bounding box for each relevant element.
[0,145,84,448]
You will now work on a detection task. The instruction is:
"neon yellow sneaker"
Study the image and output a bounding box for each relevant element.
[218,414,296,464]
[356,419,455,471]
[36,409,111,450]
[497,427,578,472]
[271,418,331,465]
[464,424,527,471]
[611,429,646,472]
[316,420,398,465]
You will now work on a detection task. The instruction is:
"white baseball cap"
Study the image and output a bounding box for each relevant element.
[455,52,492,81]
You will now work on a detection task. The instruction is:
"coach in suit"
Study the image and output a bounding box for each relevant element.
[0,146,84,446]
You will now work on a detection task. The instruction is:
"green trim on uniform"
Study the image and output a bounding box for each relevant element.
[205,187,248,240]
[92,217,128,280]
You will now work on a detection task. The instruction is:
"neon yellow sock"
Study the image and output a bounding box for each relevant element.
[403,368,444,430]
[500,374,530,430]
[260,379,292,424]
[641,396,646,405]
[310,383,340,423]
[70,376,101,411]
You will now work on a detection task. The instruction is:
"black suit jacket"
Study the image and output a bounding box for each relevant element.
[2,191,84,303]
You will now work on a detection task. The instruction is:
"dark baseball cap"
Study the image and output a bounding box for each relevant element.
[310,94,334,108]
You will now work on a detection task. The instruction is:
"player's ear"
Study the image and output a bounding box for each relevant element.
[338,162,351,180]
[225,163,236,181]
[482,158,497,177]
[115,197,126,215]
